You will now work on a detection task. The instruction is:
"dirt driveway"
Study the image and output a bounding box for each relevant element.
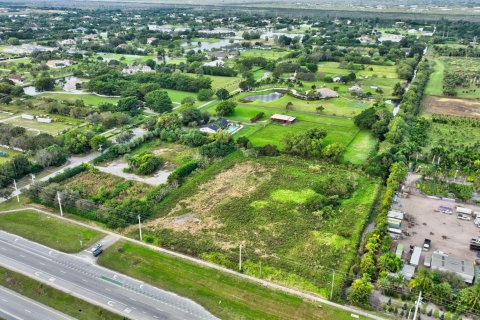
[95,159,172,186]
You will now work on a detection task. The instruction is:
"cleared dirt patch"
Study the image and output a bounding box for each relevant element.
[146,161,272,233]
[423,95,480,118]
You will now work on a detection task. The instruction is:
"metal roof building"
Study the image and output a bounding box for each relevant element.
[431,252,475,284]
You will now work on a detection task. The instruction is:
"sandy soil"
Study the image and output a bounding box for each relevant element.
[146,161,272,234]
[423,95,480,118]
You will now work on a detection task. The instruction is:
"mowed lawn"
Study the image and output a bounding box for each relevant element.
[0,210,104,253]
[98,241,370,320]
[317,61,399,79]
[38,92,120,106]
[343,130,377,164]
[0,147,23,165]
[240,49,291,60]
[4,116,75,135]
[248,121,357,150]
[425,58,445,96]
[207,75,241,92]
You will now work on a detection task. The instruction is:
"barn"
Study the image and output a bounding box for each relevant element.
[270,114,296,124]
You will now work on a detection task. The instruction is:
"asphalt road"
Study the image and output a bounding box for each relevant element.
[0,231,216,320]
[0,285,75,320]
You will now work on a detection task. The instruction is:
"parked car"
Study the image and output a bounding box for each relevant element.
[458,214,471,221]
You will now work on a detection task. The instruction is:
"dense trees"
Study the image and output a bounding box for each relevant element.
[284,128,343,161]
[145,90,173,113]
[216,88,230,100]
[34,76,55,91]
[216,100,236,116]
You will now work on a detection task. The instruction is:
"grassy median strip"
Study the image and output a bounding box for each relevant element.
[0,266,124,320]
[98,241,369,320]
[0,210,104,253]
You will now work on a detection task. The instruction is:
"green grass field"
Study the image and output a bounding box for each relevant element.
[134,153,380,297]
[4,116,75,134]
[0,266,123,320]
[95,53,156,64]
[425,56,480,99]
[98,241,370,320]
[317,61,399,79]
[343,130,377,164]
[207,75,241,92]
[162,89,197,103]
[38,92,120,106]
[0,147,22,164]
[425,58,445,96]
[0,210,104,253]
[240,49,290,60]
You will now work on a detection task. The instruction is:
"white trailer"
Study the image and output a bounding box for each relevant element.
[456,206,472,215]
[410,246,422,267]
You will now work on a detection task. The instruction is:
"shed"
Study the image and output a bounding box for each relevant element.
[388,227,402,235]
[424,253,431,267]
[410,246,422,267]
[270,114,296,124]
[401,264,416,281]
[388,218,402,229]
[21,113,35,120]
[388,210,404,220]
[431,252,475,284]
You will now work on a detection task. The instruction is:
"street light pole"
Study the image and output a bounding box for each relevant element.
[13,179,19,202]
[57,191,63,217]
[412,291,422,320]
[138,215,142,241]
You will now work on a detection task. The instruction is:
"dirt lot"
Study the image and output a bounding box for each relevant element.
[95,159,172,186]
[423,95,480,118]
[394,192,480,265]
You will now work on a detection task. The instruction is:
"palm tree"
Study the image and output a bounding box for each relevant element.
[409,268,434,293]
[460,285,480,313]
[157,48,166,65]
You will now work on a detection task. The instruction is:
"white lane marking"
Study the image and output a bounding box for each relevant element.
[105,288,111,292]
[1,299,7,302]
[60,270,66,274]
[39,262,46,266]
[129,297,137,302]
[82,279,88,283]
[25,309,31,313]
[107,301,115,307]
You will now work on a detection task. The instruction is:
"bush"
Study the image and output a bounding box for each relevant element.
[167,160,201,184]
[250,112,264,123]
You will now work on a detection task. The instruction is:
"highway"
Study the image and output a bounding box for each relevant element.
[0,231,217,320]
[0,285,75,320]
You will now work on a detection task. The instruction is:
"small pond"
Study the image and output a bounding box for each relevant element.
[241,92,284,103]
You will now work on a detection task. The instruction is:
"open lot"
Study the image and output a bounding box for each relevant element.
[138,153,381,296]
[423,95,480,118]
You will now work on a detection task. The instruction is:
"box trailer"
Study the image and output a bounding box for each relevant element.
[388,218,402,229]
[388,227,402,235]
[457,206,473,215]
[410,246,422,267]
[388,210,404,220]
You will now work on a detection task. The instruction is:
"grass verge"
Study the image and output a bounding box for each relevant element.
[98,241,369,320]
[0,210,104,253]
[0,266,123,320]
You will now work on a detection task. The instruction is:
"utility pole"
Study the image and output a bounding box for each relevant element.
[330,271,335,300]
[239,244,243,271]
[30,173,35,184]
[13,179,19,202]
[57,191,63,217]
[138,215,142,241]
[259,261,262,278]
[412,291,422,320]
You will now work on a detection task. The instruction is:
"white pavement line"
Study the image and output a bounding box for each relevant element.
[0,308,24,320]
[0,207,385,320]
[0,255,128,320]
[0,286,75,320]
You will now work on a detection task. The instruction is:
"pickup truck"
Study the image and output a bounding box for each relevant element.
[423,239,431,251]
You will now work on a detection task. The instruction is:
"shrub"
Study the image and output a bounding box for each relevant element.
[168,160,201,184]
